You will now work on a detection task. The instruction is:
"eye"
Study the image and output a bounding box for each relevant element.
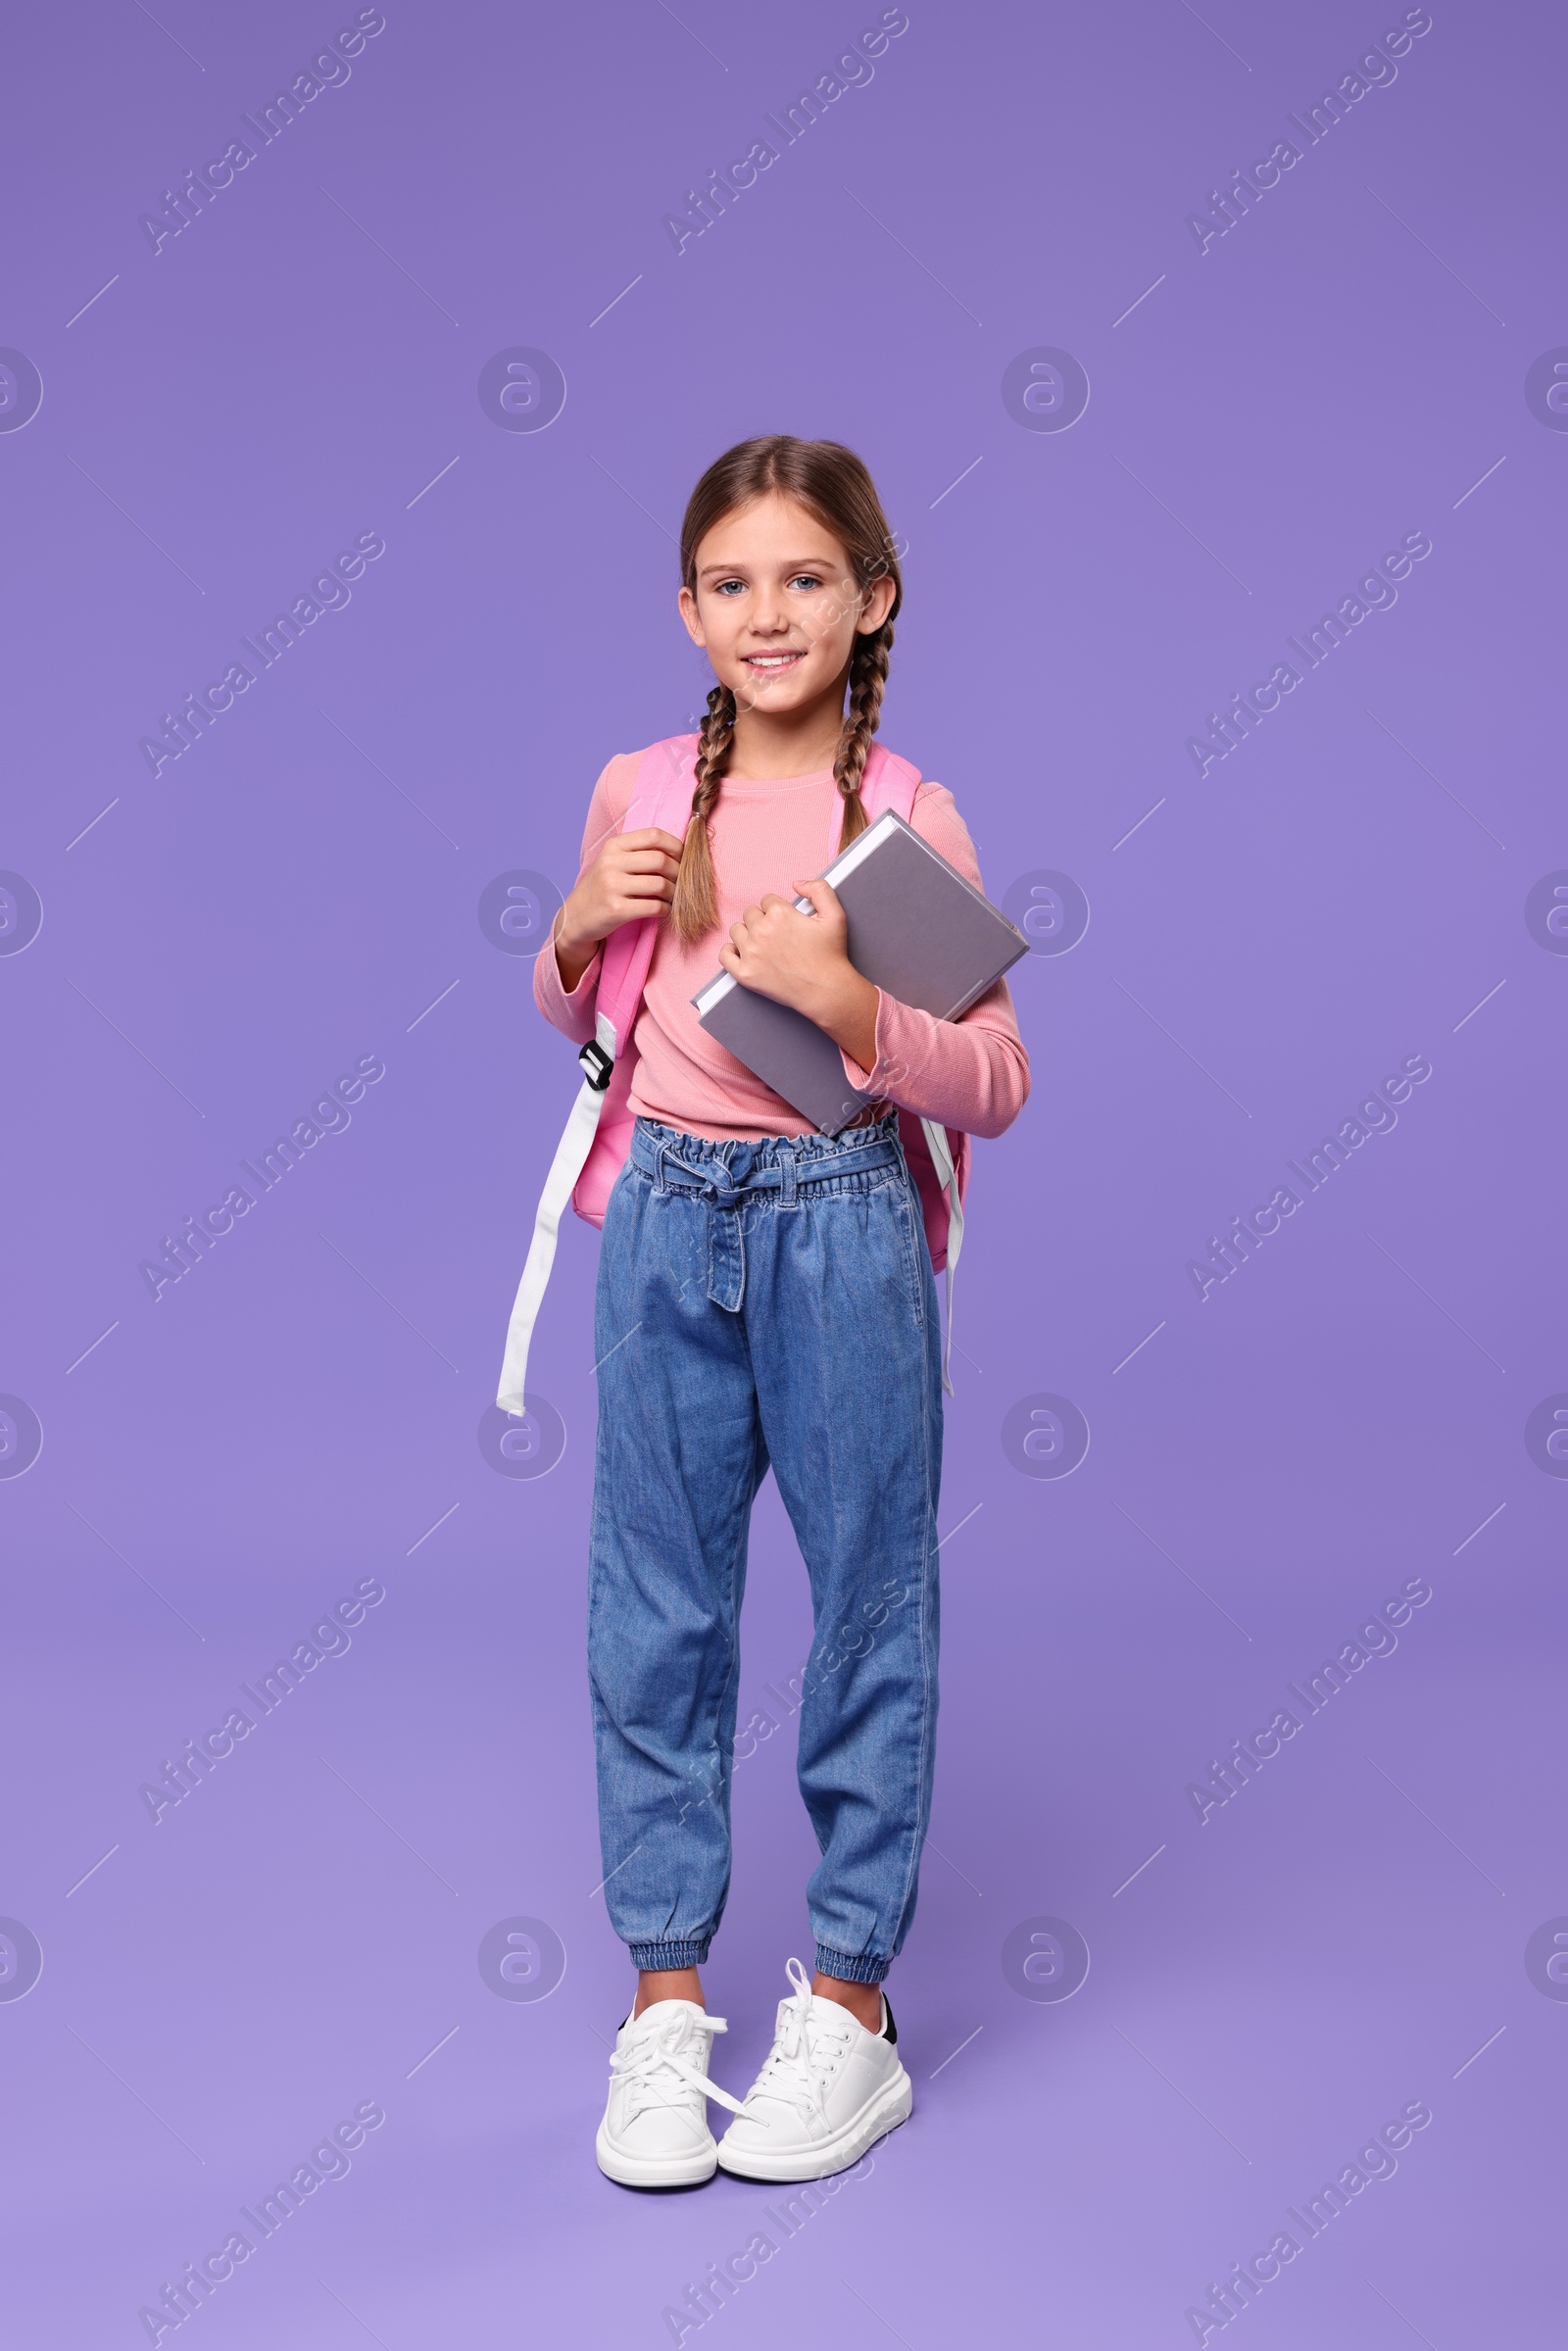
[712,577,747,597]
[788,571,825,591]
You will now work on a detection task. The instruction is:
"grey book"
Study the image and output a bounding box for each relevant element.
[691,809,1028,1136]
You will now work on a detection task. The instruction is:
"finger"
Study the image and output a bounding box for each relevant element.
[604,893,672,927]
[794,878,840,913]
[623,827,687,855]
[616,848,682,877]
[757,893,797,915]
[614,884,673,911]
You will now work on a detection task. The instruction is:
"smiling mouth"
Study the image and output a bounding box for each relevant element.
[741,651,805,673]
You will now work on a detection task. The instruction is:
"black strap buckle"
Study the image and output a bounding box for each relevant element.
[578,1039,612,1093]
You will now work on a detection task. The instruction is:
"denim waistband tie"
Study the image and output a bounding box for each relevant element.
[629,1125,902,1203]
[628,1122,905,1314]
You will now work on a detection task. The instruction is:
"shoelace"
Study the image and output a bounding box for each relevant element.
[610,2007,751,2124]
[742,1957,858,2127]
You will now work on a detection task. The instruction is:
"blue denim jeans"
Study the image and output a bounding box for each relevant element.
[587,1112,944,1986]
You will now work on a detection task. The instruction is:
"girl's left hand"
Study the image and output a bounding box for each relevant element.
[717,879,881,1066]
[718,879,851,1007]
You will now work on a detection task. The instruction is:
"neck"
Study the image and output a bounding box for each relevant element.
[725,668,848,781]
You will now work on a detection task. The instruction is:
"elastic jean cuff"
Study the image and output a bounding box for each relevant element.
[813,1943,890,1986]
[627,1938,710,1972]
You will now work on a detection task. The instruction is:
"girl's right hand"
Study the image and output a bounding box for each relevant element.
[553,827,686,989]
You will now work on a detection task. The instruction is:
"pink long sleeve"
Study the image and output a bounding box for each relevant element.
[531,753,1029,1146]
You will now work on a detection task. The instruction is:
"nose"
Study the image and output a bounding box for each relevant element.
[746,584,791,638]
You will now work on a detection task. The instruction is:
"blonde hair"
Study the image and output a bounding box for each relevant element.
[669,435,903,946]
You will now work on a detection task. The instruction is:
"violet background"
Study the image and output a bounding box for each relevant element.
[2,0,1563,2342]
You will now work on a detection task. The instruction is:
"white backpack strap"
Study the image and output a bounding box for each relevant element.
[918,1117,964,1399]
[496,1014,613,1414]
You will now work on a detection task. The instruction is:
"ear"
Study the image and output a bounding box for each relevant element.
[857,570,897,636]
[677,583,707,647]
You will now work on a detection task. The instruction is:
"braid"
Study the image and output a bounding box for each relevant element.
[833,619,894,850]
[668,683,736,944]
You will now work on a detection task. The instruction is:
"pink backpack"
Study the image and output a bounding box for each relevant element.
[497,734,970,1413]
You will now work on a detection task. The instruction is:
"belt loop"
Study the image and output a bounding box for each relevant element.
[778,1141,797,1207]
[654,1144,669,1199]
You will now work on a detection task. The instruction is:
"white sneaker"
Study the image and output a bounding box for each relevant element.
[596,1998,750,2187]
[714,1957,912,2181]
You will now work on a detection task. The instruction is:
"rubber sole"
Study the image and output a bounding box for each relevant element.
[595,2119,718,2189]
[714,2067,913,2183]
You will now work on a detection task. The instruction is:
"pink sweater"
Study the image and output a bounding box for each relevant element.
[534,751,1030,1145]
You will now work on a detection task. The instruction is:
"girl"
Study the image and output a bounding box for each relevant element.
[533,436,1029,2187]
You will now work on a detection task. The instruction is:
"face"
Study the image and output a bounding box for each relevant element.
[678,490,897,718]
